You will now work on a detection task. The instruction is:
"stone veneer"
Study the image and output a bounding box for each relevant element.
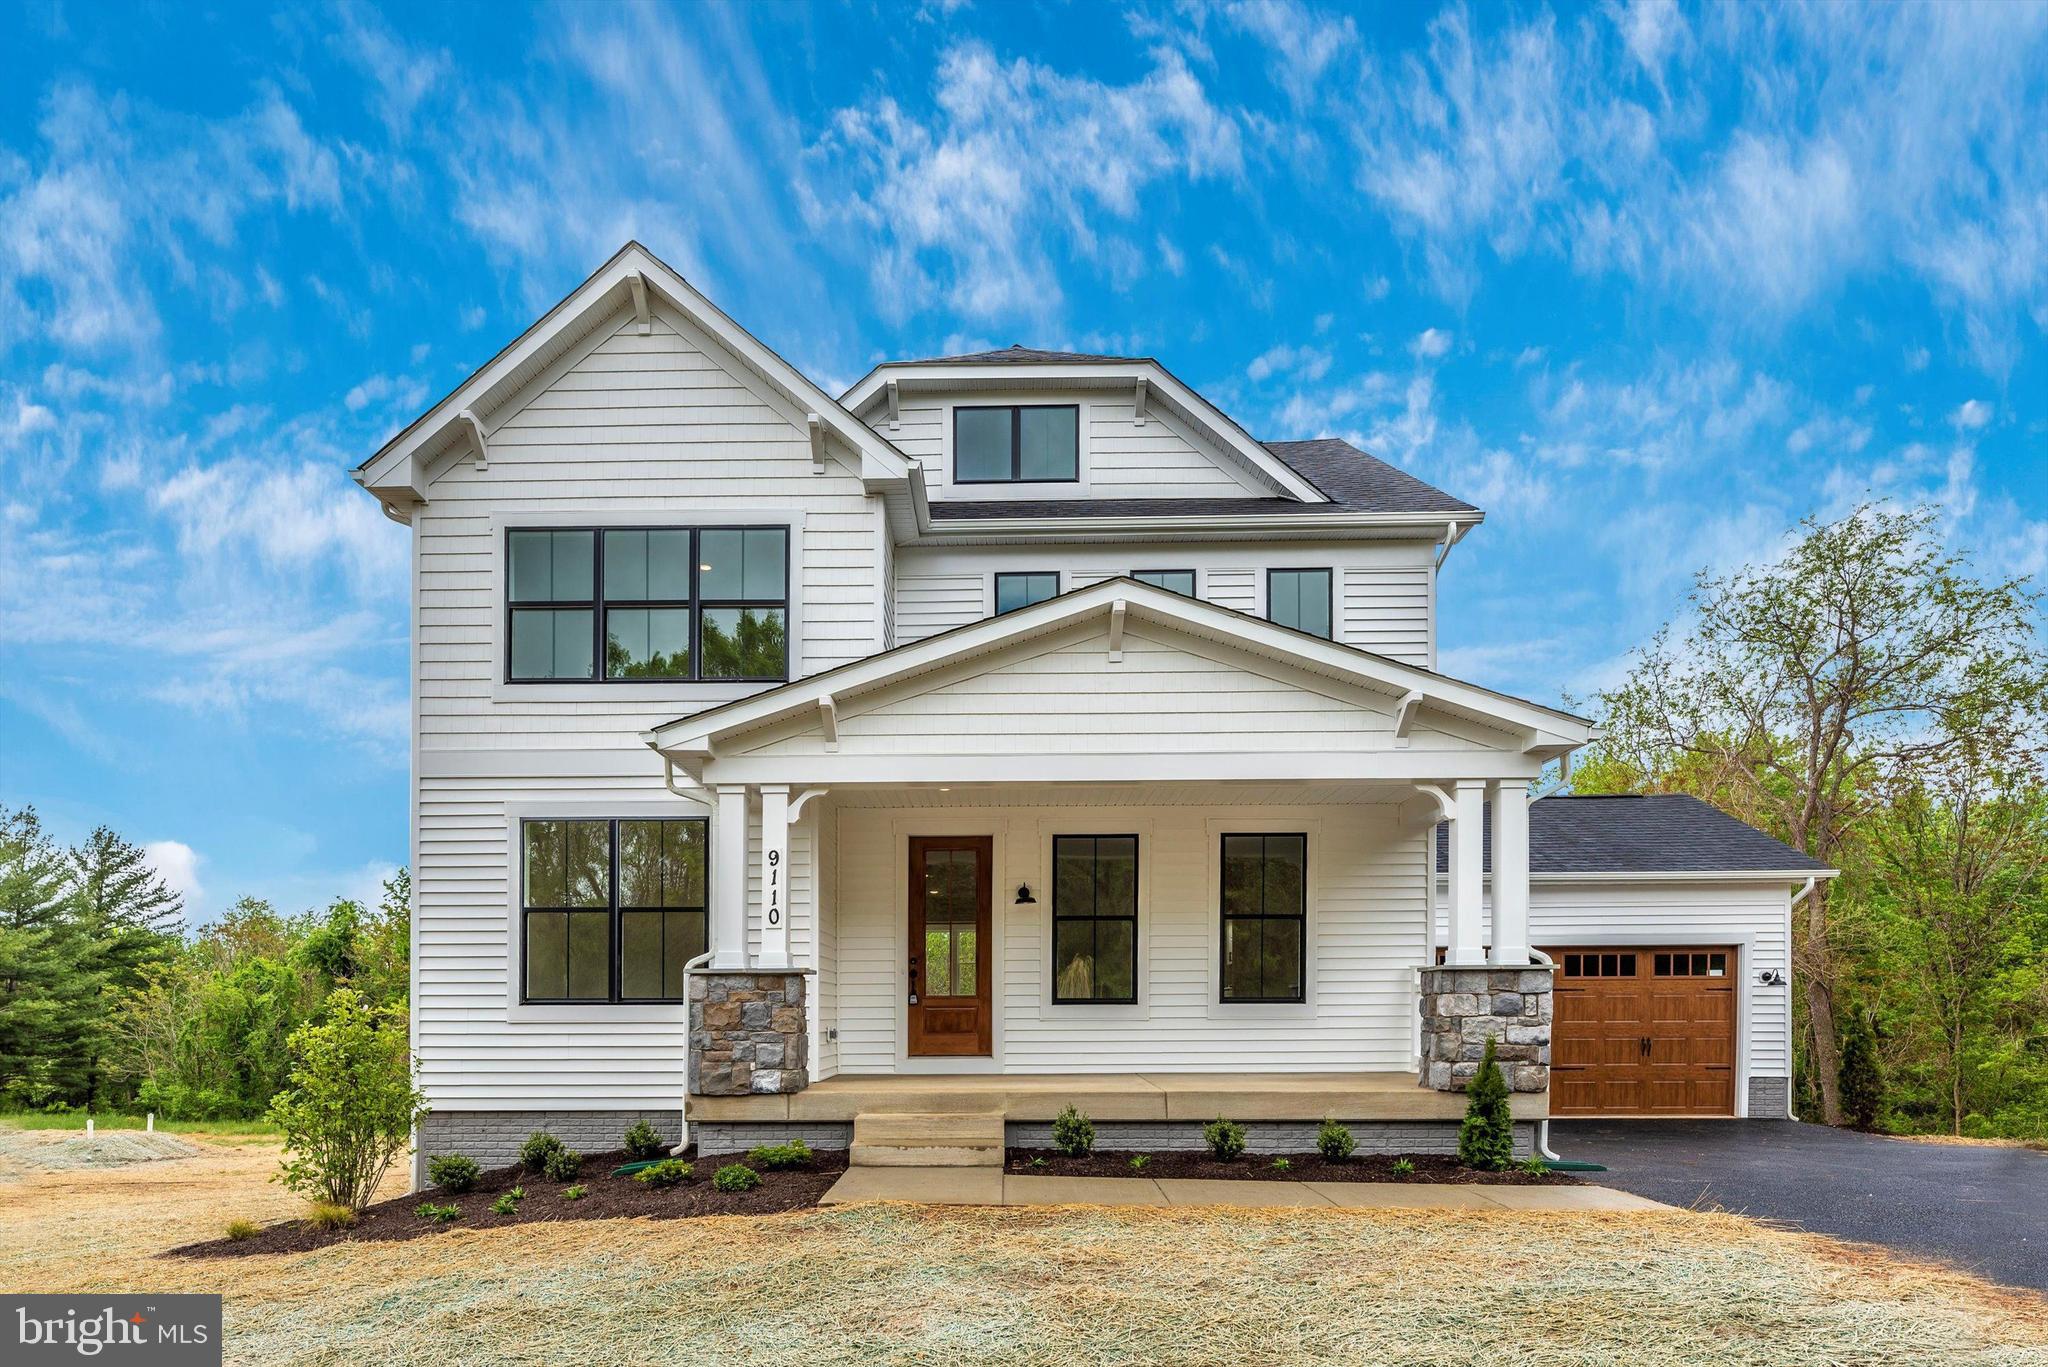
[688,970,809,1095]
[1418,964,1554,1093]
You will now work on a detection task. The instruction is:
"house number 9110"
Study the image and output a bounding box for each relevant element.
[767,847,781,926]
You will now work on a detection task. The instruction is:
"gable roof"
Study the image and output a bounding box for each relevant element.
[351,241,913,513]
[1436,794,1836,878]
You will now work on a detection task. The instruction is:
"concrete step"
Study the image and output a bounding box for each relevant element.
[850,1111,1004,1167]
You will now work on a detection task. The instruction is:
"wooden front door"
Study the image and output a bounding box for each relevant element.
[907,836,993,1057]
[1548,945,1737,1117]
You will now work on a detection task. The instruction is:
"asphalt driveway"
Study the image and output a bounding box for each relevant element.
[1552,1119,2048,1293]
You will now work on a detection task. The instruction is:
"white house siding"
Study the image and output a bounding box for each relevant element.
[890,391,1273,502]
[832,797,1426,1073]
[1433,878,1795,1116]
[410,304,876,1115]
[891,540,1437,664]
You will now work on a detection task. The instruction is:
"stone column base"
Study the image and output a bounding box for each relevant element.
[1419,964,1553,1093]
[688,970,809,1096]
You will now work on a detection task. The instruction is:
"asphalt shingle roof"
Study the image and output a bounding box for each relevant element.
[895,344,1148,365]
[1435,794,1831,875]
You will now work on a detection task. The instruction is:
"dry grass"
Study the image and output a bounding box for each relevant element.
[1890,1133,2048,1153]
[2,1125,2045,1367]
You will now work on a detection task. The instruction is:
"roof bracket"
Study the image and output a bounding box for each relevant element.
[1107,598,1127,664]
[1394,688,1424,747]
[1133,377,1149,426]
[787,787,830,821]
[818,694,839,752]
[457,409,489,471]
[629,272,651,335]
[884,379,900,431]
[807,413,827,471]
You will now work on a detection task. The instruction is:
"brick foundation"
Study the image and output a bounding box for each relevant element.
[1006,1119,1533,1158]
[688,970,809,1095]
[413,1108,683,1187]
[1419,964,1554,1093]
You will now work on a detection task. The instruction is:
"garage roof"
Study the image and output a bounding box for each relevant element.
[1437,794,1834,876]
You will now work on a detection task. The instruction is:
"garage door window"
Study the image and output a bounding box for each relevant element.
[1655,951,1727,977]
[1562,952,1636,977]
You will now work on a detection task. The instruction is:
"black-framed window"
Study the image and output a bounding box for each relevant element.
[1267,568,1332,639]
[1220,833,1307,1003]
[1052,835,1138,1004]
[994,572,1060,615]
[522,818,707,1003]
[1133,569,1196,597]
[954,404,1080,483]
[507,526,788,682]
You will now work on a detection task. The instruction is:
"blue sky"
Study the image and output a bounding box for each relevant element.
[2,0,2043,924]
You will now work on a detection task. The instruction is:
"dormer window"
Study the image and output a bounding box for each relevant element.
[954,404,1079,483]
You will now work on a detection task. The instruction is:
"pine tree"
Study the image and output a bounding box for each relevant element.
[1457,1035,1516,1171]
[0,807,100,1108]
[1838,1009,1885,1132]
[67,827,184,1106]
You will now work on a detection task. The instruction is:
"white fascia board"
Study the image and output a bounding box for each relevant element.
[354,242,910,503]
[906,508,1483,545]
[648,576,1594,754]
[843,360,1327,505]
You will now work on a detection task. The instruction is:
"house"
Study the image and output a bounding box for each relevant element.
[352,243,1834,1179]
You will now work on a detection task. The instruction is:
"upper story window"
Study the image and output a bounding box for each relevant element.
[1267,568,1332,640]
[1133,569,1196,597]
[994,572,1060,615]
[954,404,1079,483]
[507,527,788,682]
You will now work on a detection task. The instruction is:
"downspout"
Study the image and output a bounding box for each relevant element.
[1528,947,1561,1161]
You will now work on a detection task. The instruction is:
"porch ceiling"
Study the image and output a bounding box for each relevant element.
[821,779,1431,807]
[689,1071,1549,1124]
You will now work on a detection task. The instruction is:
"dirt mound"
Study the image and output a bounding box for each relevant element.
[1,1128,200,1171]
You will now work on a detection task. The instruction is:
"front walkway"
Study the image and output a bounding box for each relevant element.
[822,1166,1667,1211]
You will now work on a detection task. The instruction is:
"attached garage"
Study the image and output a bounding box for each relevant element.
[1439,794,1835,1120]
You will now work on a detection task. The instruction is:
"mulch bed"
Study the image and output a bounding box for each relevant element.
[1005,1149,1582,1185]
[168,1148,848,1258]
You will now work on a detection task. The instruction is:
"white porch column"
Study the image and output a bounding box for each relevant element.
[709,784,750,970]
[1489,781,1531,966]
[756,784,791,970]
[1446,779,1487,966]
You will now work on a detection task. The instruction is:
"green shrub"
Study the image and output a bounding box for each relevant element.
[489,1186,525,1215]
[415,1201,459,1224]
[1518,1155,1550,1176]
[1270,1157,1291,1172]
[224,1218,260,1241]
[519,1131,565,1173]
[426,1153,480,1194]
[562,1184,587,1201]
[305,1201,356,1230]
[713,1163,762,1193]
[267,989,425,1211]
[1315,1118,1356,1162]
[542,1148,583,1181]
[1051,1104,1096,1157]
[1203,1116,1247,1161]
[1390,1157,1415,1178]
[1457,1036,1515,1171]
[622,1119,666,1159]
[1839,1011,1885,1132]
[635,1159,692,1188]
[1127,1154,1151,1172]
[1027,1156,1049,1170]
[746,1139,814,1170]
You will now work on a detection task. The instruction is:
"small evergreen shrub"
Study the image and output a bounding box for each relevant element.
[635,1159,692,1188]
[562,1184,587,1201]
[1839,1011,1885,1132]
[426,1153,480,1193]
[622,1119,665,1159]
[489,1186,526,1215]
[305,1202,356,1231]
[1127,1154,1151,1172]
[746,1139,814,1170]
[1203,1116,1247,1161]
[415,1201,460,1224]
[1390,1158,1416,1178]
[713,1163,762,1193]
[519,1131,565,1173]
[1457,1036,1515,1171]
[1051,1104,1096,1157]
[542,1147,583,1181]
[1270,1157,1291,1172]
[224,1219,260,1241]
[1315,1118,1356,1162]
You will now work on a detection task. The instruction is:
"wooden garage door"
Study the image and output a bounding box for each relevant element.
[1547,946,1736,1116]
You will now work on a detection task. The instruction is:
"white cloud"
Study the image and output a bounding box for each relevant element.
[1949,398,1992,430]
[344,372,428,415]
[143,840,203,917]
[1247,343,1332,383]
[1409,327,1453,359]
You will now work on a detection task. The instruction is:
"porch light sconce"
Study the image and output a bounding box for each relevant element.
[1015,883,1036,905]
[1758,969,1785,986]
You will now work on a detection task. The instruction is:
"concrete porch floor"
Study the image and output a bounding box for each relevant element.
[689,1070,1548,1124]
[821,1166,1663,1211]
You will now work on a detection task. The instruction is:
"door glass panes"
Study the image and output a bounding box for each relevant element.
[922,847,979,999]
[1268,569,1332,639]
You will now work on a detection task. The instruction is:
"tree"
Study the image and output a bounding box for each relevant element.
[67,827,182,1104]
[1838,1008,1884,1131]
[0,807,99,1108]
[1595,503,2045,1123]
[269,988,424,1209]
[1457,1036,1515,1170]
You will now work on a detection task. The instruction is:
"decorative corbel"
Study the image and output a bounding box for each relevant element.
[818,694,839,752]
[807,413,827,471]
[629,272,651,335]
[787,788,831,821]
[457,409,489,471]
[1107,597,1127,664]
[1394,688,1424,746]
[1133,377,1149,426]
[884,379,901,431]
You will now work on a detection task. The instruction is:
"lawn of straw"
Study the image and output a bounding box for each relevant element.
[2,1127,2044,1367]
